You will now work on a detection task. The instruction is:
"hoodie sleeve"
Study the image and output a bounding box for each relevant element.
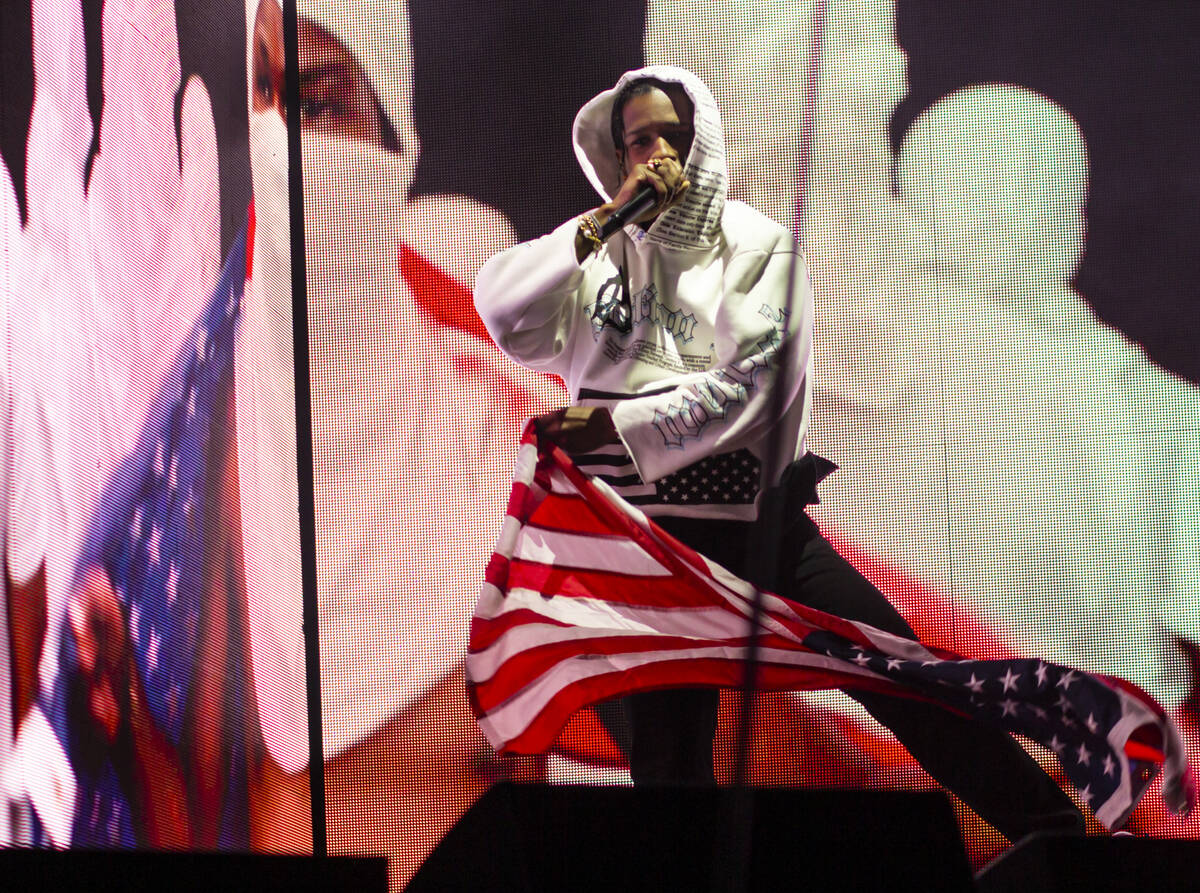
[610,240,813,484]
[473,217,587,376]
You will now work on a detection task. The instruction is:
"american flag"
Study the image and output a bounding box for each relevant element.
[467,423,1195,831]
[37,223,253,848]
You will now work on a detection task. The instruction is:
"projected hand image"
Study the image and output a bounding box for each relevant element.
[1,0,220,848]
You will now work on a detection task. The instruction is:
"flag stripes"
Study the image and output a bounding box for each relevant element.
[467,423,1194,830]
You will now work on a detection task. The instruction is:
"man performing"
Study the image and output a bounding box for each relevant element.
[473,65,1086,842]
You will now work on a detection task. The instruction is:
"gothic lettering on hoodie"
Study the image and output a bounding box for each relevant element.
[586,270,633,336]
[634,287,698,343]
[588,278,700,345]
[651,304,786,448]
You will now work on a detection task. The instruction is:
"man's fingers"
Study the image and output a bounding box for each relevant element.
[26,0,92,213]
[177,76,221,278]
[534,408,568,443]
[640,158,688,211]
[562,406,595,424]
[668,179,691,209]
[97,0,182,179]
[636,168,670,205]
[534,407,616,453]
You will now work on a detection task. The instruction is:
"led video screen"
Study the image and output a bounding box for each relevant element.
[2,1,1197,890]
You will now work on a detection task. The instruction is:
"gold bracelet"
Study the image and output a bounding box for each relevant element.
[578,213,604,253]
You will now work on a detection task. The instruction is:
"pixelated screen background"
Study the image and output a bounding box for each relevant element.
[2,0,1198,890]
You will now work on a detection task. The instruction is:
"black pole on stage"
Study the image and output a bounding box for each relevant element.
[282,0,328,857]
[713,4,828,892]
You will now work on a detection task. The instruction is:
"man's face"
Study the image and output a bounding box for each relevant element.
[617,85,695,176]
[251,0,391,150]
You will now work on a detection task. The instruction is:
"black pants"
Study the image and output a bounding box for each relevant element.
[621,512,1085,842]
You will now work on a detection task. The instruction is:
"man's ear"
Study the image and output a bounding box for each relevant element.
[615,149,626,180]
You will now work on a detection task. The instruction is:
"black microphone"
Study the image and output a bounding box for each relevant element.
[598,185,658,239]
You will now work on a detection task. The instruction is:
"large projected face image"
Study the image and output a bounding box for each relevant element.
[268,0,568,885]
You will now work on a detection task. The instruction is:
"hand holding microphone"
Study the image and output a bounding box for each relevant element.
[575,155,689,260]
[599,155,690,236]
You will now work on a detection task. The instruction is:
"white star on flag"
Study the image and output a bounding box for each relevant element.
[147,629,161,673]
[1000,668,1022,692]
[147,525,161,566]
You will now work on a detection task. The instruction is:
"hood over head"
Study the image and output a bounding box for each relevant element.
[573,65,727,250]
[247,0,420,163]
[301,0,419,163]
[898,83,1087,289]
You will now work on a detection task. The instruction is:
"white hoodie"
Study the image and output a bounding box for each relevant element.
[475,66,814,521]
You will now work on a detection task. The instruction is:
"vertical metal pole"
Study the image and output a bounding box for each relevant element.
[730,0,827,792]
[716,4,826,891]
[281,0,327,857]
